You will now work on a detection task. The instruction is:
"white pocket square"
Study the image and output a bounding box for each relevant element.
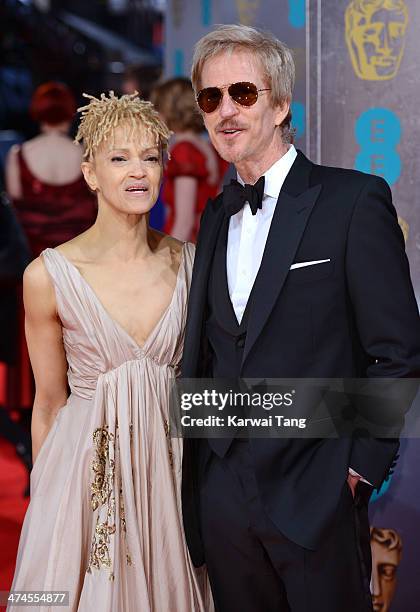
[290,259,331,270]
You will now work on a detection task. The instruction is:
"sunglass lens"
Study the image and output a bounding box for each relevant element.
[197,87,222,113]
[229,82,258,106]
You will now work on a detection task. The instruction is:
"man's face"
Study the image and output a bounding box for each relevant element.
[371,540,400,612]
[198,50,288,175]
[345,1,408,80]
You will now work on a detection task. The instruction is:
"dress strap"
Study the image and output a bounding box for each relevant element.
[41,248,91,329]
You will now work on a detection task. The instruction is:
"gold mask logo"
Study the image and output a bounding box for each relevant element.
[345,0,409,80]
[370,527,402,612]
[398,215,409,242]
[235,0,260,26]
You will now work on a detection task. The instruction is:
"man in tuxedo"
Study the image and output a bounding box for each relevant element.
[181,24,420,611]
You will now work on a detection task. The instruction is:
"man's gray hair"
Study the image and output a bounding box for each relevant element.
[191,24,296,143]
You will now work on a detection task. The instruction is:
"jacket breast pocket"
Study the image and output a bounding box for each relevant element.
[288,260,334,284]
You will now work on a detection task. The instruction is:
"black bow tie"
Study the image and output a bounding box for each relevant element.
[223,176,265,217]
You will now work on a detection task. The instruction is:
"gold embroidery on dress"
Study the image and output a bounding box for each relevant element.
[119,484,132,566]
[86,424,132,579]
[164,419,173,469]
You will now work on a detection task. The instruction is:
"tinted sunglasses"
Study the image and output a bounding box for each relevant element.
[196,81,271,113]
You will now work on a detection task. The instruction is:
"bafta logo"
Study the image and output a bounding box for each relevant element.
[370,528,402,612]
[345,0,408,80]
[235,0,260,26]
[398,216,409,242]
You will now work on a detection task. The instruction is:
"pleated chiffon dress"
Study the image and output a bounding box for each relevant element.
[8,242,212,612]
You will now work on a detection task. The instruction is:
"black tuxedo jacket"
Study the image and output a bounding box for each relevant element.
[181,150,420,567]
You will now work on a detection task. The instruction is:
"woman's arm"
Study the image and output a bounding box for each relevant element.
[5,145,22,200]
[23,258,68,463]
[170,176,198,241]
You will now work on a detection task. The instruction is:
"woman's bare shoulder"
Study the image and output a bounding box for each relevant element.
[150,229,184,253]
[23,256,56,314]
[24,256,50,287]
[6,143,21,159]
[149,230,191,272]
[24,134,82,154]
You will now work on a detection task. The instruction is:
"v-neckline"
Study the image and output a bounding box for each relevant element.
[49,243,186,352]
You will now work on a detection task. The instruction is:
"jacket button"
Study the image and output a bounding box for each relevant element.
[236,336,245,348]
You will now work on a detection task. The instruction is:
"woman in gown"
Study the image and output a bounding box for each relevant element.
[5,81,97,258]
[8,92,212,612]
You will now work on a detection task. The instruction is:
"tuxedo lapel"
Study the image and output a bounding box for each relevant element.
[181,196,225,376]
[241,152,322,368]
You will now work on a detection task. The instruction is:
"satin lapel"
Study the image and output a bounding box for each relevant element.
[241,154,322,369]
[182,196,225,376]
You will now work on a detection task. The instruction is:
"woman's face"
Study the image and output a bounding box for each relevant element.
[83,123,162,216]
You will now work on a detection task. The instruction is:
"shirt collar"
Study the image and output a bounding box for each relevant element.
[237,144,297,199]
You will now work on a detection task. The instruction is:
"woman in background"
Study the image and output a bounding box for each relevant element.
[4,82,97,420]
[151,77,227,242]
[5,81,96,257]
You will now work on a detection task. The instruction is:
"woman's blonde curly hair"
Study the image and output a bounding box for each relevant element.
[75,91,172,160]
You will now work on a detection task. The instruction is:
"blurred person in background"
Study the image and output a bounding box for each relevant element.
[122,64,162,100]
[5,81,97,258]
[3,83,97,424]
[151,77,227,242]
[0,180,32,496]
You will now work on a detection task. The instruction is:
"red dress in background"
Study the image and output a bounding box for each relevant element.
[1,148,97,411]
[15,148,97,257]
[162,140,228,242]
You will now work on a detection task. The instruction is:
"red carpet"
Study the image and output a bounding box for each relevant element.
[0,439,29,611]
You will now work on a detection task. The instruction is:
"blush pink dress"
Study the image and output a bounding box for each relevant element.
[8,243,212,612]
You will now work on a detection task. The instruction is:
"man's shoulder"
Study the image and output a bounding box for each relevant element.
[310,157,388,192]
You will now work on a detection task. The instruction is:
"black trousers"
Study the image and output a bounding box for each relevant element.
[198,440,373,612]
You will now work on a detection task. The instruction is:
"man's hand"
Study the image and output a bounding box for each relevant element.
[347,472,362,498]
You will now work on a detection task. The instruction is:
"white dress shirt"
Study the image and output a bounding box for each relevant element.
[227,145,297,323]
[225,144,370,486]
